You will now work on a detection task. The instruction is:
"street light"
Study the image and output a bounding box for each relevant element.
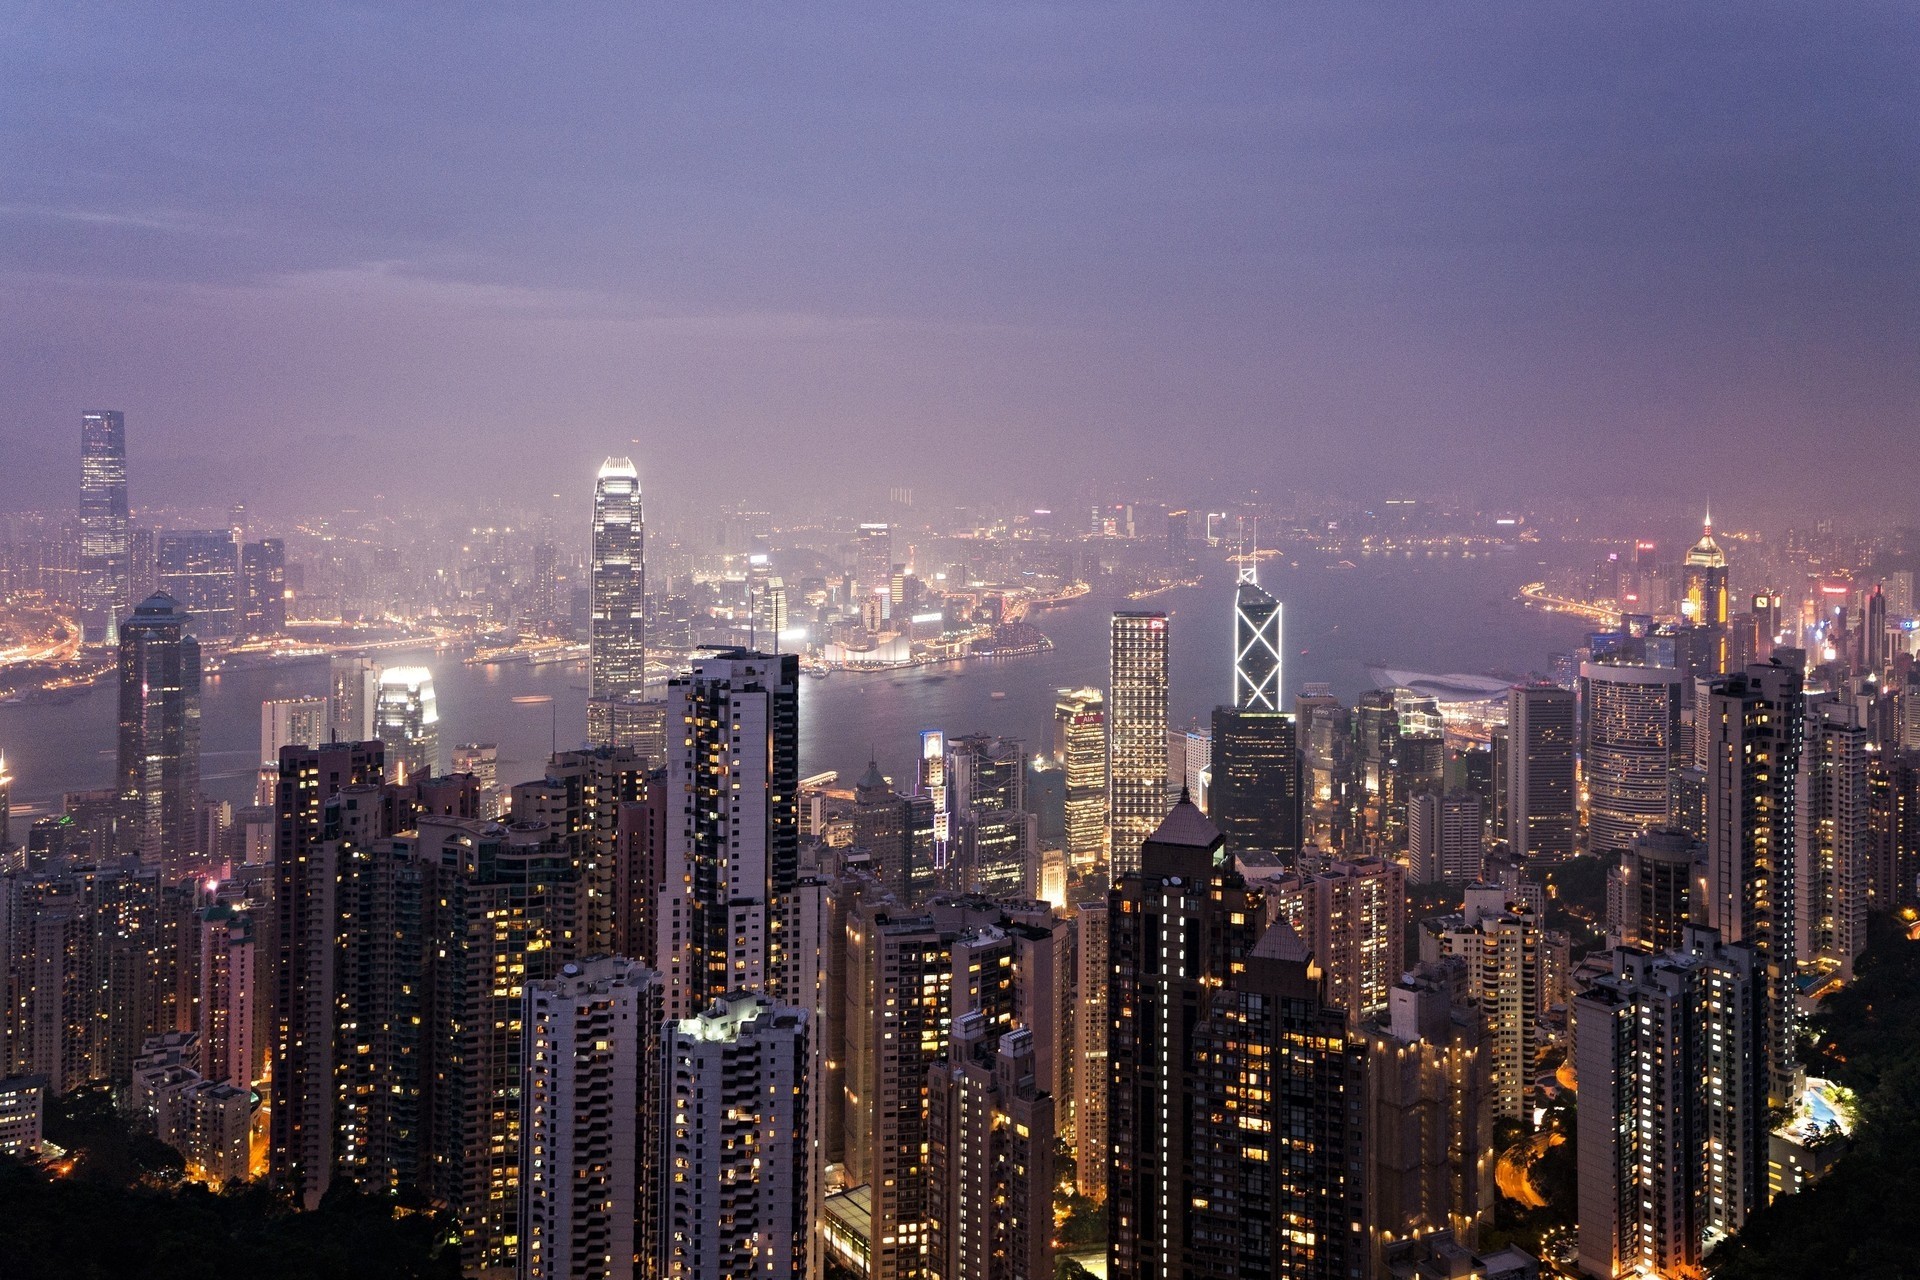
[512,694,556,758]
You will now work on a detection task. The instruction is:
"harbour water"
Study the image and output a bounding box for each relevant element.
[0,552,1587,837]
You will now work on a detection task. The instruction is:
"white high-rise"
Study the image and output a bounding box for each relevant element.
[258,695,330,803]
[374,666,438,780]
[661,991,812,1280]
[520,957,661,1280]
[1108,612,1170,874]
[589,458,646,743]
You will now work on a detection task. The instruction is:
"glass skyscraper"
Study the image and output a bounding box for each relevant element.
[116,592,201,874]
[588,457,646,744]
[78,409,131,643]
[1108,611,1170,875]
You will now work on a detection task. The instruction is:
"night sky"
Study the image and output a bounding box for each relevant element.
[2,4,1914,519]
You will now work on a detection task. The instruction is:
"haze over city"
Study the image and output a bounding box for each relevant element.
[4,4,1915,517]
[3,8,1919,1280]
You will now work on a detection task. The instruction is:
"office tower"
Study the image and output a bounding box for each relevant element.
[157,530,240,639]
[1072,901,1109,1200]
[853,759,914,900]
[374,666,439,779]
[1409,790,1485,885]
[1297,686,1355,851]
[268,739,384,1207]
[1107,799,1266,1280]
[657,649,799,1020]
[450,742,500,818]
[0,752,11,867]
[588,457,647,743]
[856,521,893,597]
[239,537,287,635]
[1703,658,1804,1105]
[1579,660,1684,857]
[197,902,259,1086]
[1505,684,1576,863]
[258,695,330,803]
[1361,958,1495,1268]
[329,655,378,742]
[520,957,662,1280]
[1108,612,1170,875]
[529,541,559,630]
[1232,563,1283,711]
[1165,508,1189,566]
[1209,706,1300,859]
[926,1017,1056,1280]
[1863,584,1890,674]
[1184,917,1367,1280]
[1608,828,1703,954]
[1053,689,1108,872]
[946,734,1031,899]
[1575,930,1764,1280]
[117,593,203,872]
[1682,511,1731,676]
[660,992,812,1280]
[1797,696,1869,977]
[1422,887,1544,1120]
[78,409,131,643]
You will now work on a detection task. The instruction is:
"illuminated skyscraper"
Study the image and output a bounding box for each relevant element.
[328,655,378,742]
[519,957,662,1280]
[1232,563,1283,712]
[588,457,646,742]
[1209,706,1300,859]
[1703,657,1804,1105]
[116,593,202,872]
[1109,612,1170,875]
[239,538,287,636]
[660,992,813,1280]
[1504,684,1576,863]
[855,522,893,597]
[157,530,240,639]
[656,649,800,1020]
[258,695,330,804]
[78,409,131,643]
[1579,660,1684,857]
[374,666,439,780]
[1683,511,1731,674]
[1797,696,1868,977]
[1053,688,1108,871]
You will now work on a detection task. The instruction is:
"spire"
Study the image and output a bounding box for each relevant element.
[1703,503,1712,536]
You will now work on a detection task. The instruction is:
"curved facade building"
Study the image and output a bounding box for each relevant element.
[1580,661,1683,857]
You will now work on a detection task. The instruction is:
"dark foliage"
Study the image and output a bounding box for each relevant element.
[1707,916,1920,1279]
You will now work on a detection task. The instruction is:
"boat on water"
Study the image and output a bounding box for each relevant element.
[989,691,1007,700]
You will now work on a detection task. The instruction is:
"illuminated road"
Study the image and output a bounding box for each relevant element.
[1495,1130,1563,1208]
[0,603,81,666]
[1517,582,1623,626]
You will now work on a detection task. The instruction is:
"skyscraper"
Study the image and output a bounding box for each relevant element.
[1053,688,1108,871]
[1505,684,1576,863]
[1422,886,1544,1120]
[78,409,131,644]
[1208,706,1300,859]
[1797,695,1868,978]
[856,522,894,598]
[925,1017,1056,1280]
[258,695,329,803]
[1579,661,1684,857]
[157,530,241,639]
[1608,828,1703,954]
[1682,510,1731,674]
[1107,798,1266,1279]
[588,457,646,743]
[660,992,813,1280]
[117,593,202,872]
[519,957,662,1280]
[1575,929,1765,1279]
[656,649,800,1020]
[946,733,1031,899]
[328,655,378,742]
[1072,900,1109,1201]
[1703,657,1804,1104]
[1109,612,1170,875]
[1232,564,1283,712]
[374,666,439,780]
[239,537,287,636]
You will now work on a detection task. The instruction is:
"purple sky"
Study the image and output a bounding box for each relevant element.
[2,4,1915,520]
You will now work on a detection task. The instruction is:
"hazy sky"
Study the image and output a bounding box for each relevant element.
[2,3,1914,520]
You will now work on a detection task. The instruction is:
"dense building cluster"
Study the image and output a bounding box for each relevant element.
[6,419,1920,1280]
